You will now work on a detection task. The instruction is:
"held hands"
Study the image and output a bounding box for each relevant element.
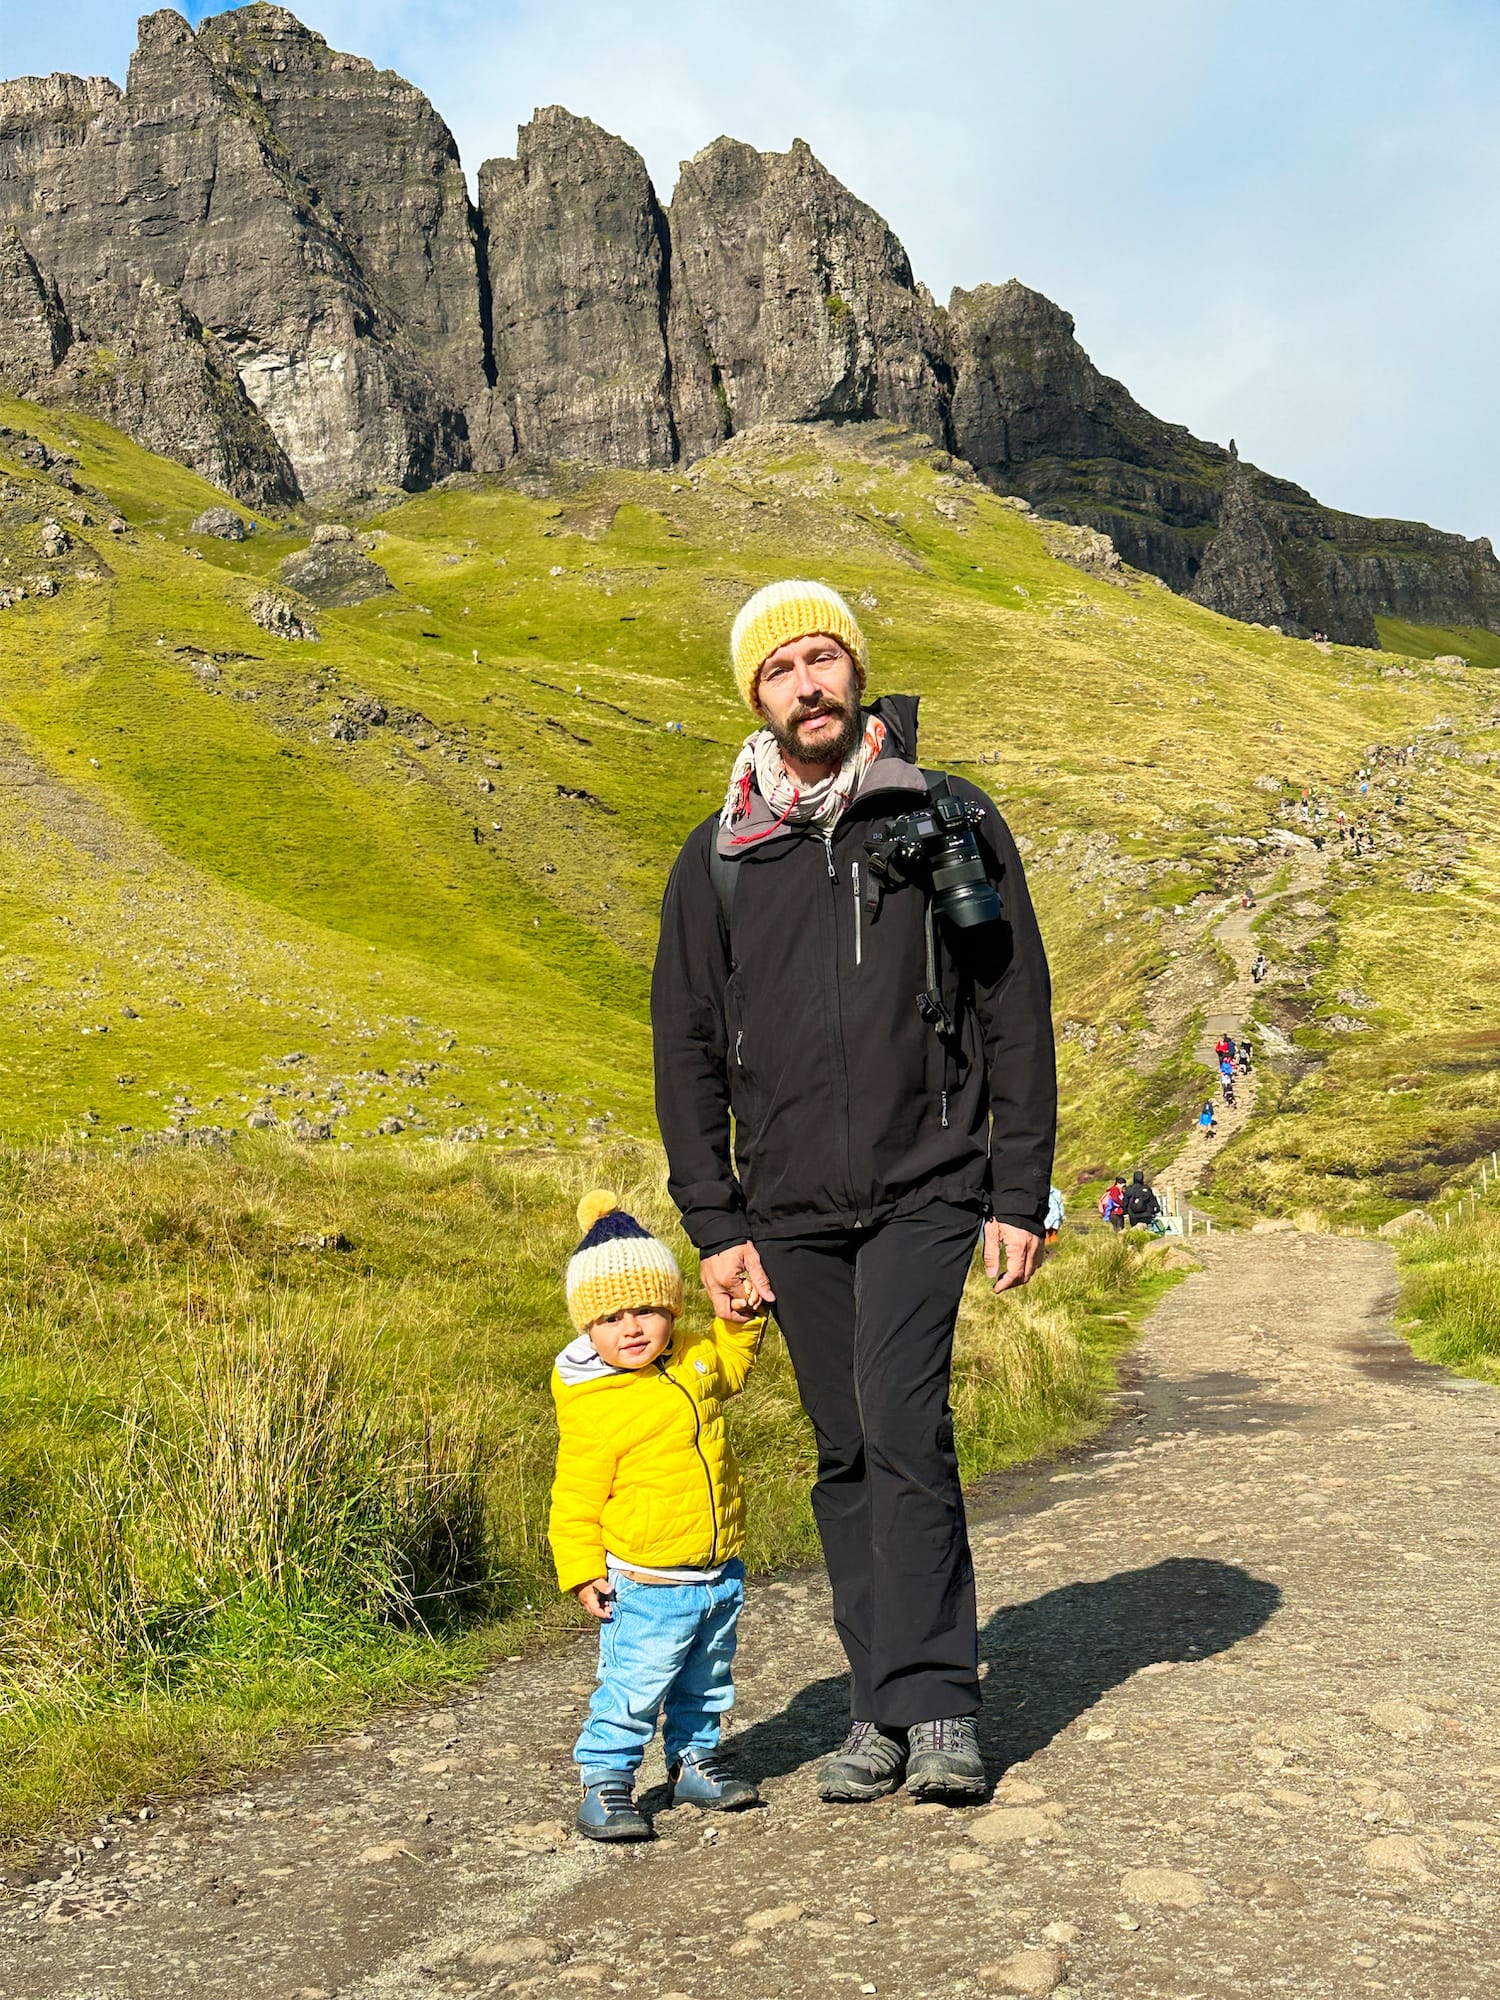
[699,1240,776,1322]
[984,1218,1042,1295]
[576,1579,613,1621]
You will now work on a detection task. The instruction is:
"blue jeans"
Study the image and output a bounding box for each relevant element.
[574,1561,745,1783]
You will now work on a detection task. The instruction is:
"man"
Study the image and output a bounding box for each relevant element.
[1122,1171,1159,1228]
[651,579,1056,1803]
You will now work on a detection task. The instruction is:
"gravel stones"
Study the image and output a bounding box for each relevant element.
[1118,1867,1208,1908]
[978,1947,1064,1994]
[967,1807,1060,1846]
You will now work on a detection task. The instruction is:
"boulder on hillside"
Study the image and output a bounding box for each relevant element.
[1378,1208,1437,1237]
[248,588,318,640]
[277,540,391,608]
[191,505,251,540]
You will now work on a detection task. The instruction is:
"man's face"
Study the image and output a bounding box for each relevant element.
[755,634,864,768]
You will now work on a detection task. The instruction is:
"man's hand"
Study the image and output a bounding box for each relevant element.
[576,1579,613,1621]
[699,1240,776,1322]
[984,1218,1042,1295]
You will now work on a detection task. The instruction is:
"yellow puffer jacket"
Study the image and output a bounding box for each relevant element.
[548,1314,765,1594]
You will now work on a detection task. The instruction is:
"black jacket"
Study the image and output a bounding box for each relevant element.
[651,695,1056,1255]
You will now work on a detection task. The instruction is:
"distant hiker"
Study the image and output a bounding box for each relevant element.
[653,577,1056,1805]
[1199,1102,1217,1137]
[1214,1035,1230,1063]
[1251,951,1268,985]
[1122,1171,1159,1228]
[1238,1041,1253,1075]
[549,1192,765,1842]
[1045,1185,1065,1243]
[1222,1073,1236,1108]
[1100,1178,1126,1229]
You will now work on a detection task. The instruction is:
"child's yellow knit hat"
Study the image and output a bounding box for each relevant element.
[730,578,868,710]
[565,1190,685,1333]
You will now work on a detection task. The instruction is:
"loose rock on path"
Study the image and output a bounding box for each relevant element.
[4,1231,1498,1998]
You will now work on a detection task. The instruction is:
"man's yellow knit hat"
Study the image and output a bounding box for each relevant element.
[565,1190,685,1333]
[730,578,868,710]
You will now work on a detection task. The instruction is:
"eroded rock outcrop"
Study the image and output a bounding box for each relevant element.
[667,137,949,458]
[479,108,674,468]
[1188,446,1300,634]
[0,7,480,499]
[948,279,1500,645]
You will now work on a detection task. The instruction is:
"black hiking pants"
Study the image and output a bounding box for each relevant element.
[759,1201,983,1730]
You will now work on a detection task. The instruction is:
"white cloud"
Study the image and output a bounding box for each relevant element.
[6,0,1499,537]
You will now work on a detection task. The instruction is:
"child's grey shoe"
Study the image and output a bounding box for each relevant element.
[817,1721,907,1802]
[666,1753,760,1811]
[904,1715,986,1801]
[576,1774,652,1841]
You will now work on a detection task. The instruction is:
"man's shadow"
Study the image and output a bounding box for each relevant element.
[725,1557,1281,1787]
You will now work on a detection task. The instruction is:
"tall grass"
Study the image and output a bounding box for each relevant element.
[0,1138,1167,1845]
[1395,1209,1500,1382]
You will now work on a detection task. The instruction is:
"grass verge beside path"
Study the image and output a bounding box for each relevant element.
[1394,1209,1500,1383]
[0,1139,1175,1851]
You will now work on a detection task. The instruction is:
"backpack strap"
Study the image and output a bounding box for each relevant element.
[709,841,740,968]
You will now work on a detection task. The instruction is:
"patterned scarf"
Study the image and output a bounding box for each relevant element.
[720,713,888,843]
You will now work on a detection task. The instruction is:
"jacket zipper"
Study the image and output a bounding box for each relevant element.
[735,1029,743,1067]
[656,1358,719,1565]
[821,830,860,1222]
[852,860,862,967]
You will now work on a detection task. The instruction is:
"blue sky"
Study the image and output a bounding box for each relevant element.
[4,0,1498,539]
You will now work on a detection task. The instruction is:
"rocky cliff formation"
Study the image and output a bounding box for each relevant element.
[479,109,674,468]
[0,8,480,499]
[665,136,949,459]
[2,3,1496,648]
[946,280,1500,644]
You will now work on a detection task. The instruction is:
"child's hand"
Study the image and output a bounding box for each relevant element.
[576,1578,613,1620]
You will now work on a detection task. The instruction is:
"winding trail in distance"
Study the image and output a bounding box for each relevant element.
[1163,842,1332,1202]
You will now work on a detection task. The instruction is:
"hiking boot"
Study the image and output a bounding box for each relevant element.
[576,1773,652,1841]
[905,1716,986,1801]
[666,1753,760,1812]
[817,1722,907,1803]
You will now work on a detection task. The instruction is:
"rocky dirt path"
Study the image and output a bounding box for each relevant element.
[1165,847,1330,1200]
[5,1230,1500,2000]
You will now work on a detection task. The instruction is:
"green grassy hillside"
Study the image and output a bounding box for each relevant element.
[4,397,1495,1194]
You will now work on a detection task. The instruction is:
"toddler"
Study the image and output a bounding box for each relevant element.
[549,1190,765,1840]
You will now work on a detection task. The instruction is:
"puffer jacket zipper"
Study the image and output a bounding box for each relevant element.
[656,1358,719,1564]
[852,860,862,966]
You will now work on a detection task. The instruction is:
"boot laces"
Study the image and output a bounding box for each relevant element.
[594,1778,635,1812]
[840,1721,904,1765]
[913,1716,978,1754]
[680,1755,729,1786]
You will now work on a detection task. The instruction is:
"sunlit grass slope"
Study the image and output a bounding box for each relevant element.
[4,399,1494,1186]
[0,1137,1167,1845]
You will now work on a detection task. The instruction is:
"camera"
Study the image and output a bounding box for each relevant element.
[866,775,1002,931]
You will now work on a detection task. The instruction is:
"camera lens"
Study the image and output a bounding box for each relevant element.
[930,832,1002,928]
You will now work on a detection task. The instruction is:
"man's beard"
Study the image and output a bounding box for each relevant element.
[770,696,862,768]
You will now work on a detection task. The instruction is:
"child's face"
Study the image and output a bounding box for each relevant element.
[588,1304,674,1371]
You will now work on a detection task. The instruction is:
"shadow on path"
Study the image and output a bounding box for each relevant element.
[725,1557,1281,1788]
